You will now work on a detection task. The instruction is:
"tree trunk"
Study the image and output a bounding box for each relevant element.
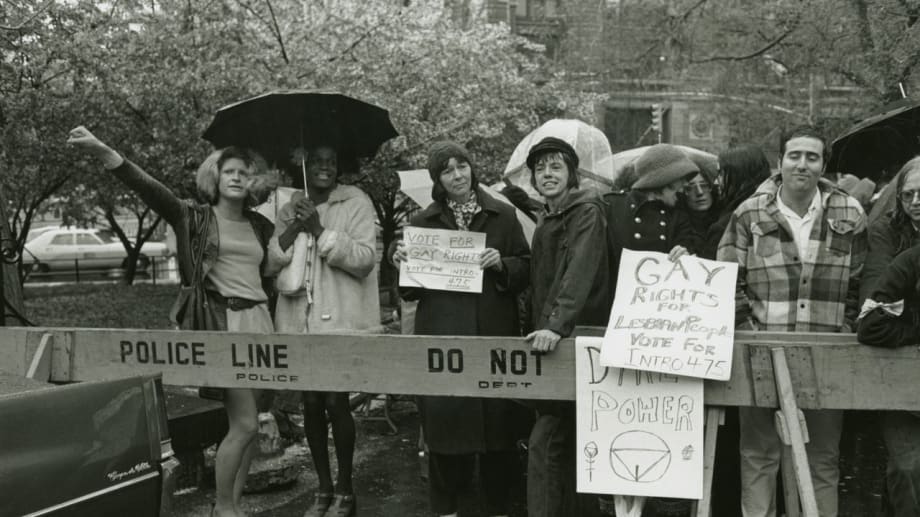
[0,188,27,326]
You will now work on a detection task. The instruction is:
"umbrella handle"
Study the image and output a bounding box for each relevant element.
[301,154,309,199]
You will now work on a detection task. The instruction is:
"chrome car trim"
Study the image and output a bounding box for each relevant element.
[23,471,160,516]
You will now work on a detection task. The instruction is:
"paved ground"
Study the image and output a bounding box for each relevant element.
[169,401,889,517]
[171,400,529,517]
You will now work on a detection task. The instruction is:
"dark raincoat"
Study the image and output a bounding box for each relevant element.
[399,187,532,454]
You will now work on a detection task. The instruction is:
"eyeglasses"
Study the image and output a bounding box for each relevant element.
[683,182,713,194]
[898,190,920,204]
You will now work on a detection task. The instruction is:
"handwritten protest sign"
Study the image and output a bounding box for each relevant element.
[399,226,486,293]
[576,337,704,499]
[600,249,738,381]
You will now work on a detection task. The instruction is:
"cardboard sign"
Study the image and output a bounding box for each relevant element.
[399,226,486,293]
[600,249,738,381]
[576,337,704,499]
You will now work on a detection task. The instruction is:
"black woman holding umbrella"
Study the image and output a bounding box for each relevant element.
[265,143,380,517]
[67,127,276,517]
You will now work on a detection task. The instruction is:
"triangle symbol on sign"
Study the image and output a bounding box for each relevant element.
[611,448,670,482]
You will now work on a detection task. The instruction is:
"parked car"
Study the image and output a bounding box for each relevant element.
[0,373,178,516]
[23,228,169,272]
[24,226,56,244]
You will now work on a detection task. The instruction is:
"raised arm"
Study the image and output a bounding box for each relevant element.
[67,126,184,226]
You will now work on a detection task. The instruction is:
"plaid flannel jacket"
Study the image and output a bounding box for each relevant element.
[717,176,867,332]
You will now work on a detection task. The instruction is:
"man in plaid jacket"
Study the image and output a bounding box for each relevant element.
[717,127,867,517]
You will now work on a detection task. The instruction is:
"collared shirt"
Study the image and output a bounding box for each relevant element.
[717,176,867,332]
[775,186,821,261]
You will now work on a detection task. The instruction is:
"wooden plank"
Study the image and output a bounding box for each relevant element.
[0,327,919,410]
[693,406,722,517]
[771,347,819,517]
[0,327,32,376]
[780,446,801,517]
[25,333,53,381]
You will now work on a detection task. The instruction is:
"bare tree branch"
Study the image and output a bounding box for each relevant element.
[0,0,54,31]
[679,0,708,21]
[264,0,290,64]
[327,27,376,63]
[689,25,795,63]
[852,0,876,53]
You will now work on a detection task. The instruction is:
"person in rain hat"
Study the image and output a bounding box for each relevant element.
[603,143,703,293]
[524,136,611,517]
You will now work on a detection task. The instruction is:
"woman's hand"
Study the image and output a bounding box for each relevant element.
[480,248,503,272]
[66,126,123,169]
[391,240,407,265]
[526,329,562,353]
[667,245,689,262]
[290,194,322,237]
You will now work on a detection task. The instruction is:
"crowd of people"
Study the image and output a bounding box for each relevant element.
[65,121,920,517]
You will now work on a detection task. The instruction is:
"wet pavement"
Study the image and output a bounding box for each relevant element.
[169,402,890,517]
[171,400,528,517]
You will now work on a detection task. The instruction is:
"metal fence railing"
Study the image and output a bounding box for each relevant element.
[21,255,179,284]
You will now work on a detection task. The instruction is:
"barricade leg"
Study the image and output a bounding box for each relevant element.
[771,347,818,517]
[692,406,723,517]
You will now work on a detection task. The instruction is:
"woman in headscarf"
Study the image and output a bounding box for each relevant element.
[392,141,531,517]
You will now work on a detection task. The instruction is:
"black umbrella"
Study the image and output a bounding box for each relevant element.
[828,98,920,181]
[202,90,399,165]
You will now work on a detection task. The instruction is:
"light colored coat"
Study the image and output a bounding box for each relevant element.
[266,184,381,334]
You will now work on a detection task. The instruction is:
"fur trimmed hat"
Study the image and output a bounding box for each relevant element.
[632,144,700,190]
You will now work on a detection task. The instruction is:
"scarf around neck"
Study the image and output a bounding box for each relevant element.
[446,191,480,231]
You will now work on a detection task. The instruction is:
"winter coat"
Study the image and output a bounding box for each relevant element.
[858,243,920,348]
[111,159,274,330]
[860,212,920,306]
[603,190,704,294]
[266,184,380,334]
[531,188,611,336]
[399,187,532,453]
[717,176,867,332]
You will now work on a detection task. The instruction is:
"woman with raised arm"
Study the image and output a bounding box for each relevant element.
[67,126,275,517]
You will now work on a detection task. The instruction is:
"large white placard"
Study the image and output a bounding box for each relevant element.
[576,337,704,499]
[600,249,738,381]
[398,226,486,293]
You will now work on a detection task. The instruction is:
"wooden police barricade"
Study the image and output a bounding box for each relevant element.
[3,326,920,517]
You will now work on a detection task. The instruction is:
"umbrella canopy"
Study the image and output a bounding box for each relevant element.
[610,145,719,190]
[502,119,615,199]
[202,90,399,164]
[828,98,920,180]
[397,169,536,245]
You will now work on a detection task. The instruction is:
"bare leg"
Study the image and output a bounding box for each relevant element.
[326,392,356,495]
[214,388,259,517]
[232,389,262,513]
